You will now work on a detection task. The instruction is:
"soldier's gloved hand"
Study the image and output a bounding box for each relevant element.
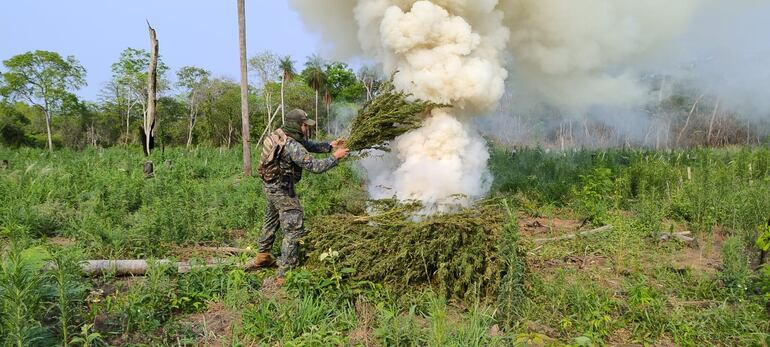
[333,147,350,160]
[331,138,346,149]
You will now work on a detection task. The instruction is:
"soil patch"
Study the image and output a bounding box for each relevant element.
[180,302,241,346]
[519,217,582,236]
[668,229,725,274]
[348,298,377,347]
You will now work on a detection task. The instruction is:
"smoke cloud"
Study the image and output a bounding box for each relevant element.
[362,110,491,208]
[290,0,509,209]
[289,0,770,207]
[500,0,701,111]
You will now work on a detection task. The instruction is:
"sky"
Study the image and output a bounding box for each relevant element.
[0,0,324,101]
[3,0,770,113]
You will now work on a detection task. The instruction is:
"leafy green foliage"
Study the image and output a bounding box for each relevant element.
[571,167,616,225]
[2,145,770,345]
[110,47,169,97]
[323,62,365,103]
[1,50,86,106]
[495,199,527,325]
[756,222,770,253]
[624,279,667,341]
[306,200,516,302]
[0,236,52,346]
[1,50,87,150]
[720,237,750,298]
[46,247,89,347]
[346,80,448,152]
[0,101,34,147]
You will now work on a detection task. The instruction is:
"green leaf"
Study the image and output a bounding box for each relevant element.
[20,245,51,272]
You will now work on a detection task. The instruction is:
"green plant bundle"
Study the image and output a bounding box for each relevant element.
[345,80,449,152]
[305,199,519,302]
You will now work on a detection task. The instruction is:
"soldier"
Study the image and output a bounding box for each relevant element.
[255,108,349,284]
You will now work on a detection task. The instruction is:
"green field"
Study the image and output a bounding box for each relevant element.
[1,145,769,346]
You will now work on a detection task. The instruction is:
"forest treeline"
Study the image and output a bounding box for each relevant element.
[1,49,768,150]
[0,49,377,150]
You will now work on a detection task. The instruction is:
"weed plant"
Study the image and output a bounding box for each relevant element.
[2,145,770,345]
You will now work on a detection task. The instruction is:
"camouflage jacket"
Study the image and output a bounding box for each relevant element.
[262,134,337,190]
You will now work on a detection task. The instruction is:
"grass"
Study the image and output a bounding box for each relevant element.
[1,145,769,345]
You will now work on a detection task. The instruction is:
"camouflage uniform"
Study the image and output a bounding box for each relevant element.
[258,136,337,277]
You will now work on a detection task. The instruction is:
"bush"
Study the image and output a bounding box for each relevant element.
[720,237,750,298]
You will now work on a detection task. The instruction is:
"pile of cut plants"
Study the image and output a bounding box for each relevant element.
[304,199,526,306]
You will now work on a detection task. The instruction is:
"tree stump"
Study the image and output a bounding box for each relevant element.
[0,160,8,170]
[143,161,154,178]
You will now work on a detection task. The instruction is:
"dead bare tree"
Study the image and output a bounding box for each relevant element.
[676,94,703,148]
[707,98,720,146]
[143,21,159,156]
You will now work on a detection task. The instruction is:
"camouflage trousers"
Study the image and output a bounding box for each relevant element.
[258,186,306,277]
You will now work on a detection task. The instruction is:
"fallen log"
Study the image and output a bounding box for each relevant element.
[49,258,258,276]
[533,225,614,244]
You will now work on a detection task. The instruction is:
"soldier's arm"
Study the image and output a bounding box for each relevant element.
[286,140,338,174]
[300,139,332,153]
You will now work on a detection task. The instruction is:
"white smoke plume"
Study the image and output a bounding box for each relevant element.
[363,110,491,206]
[289,0,765,207]
[291,0,508,209]
[500,0,701,111]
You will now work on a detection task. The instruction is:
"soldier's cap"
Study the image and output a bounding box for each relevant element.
[286,109,315,126]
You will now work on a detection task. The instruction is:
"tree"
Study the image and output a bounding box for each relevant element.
[109,47,168,145]
[155,96,187,146]
[324,62,365,103]
[144,22,159,156]
[199,78,244,148]
[324,89,332,127]
[248,50,280,126]
[303,54,326,135]
[357,65,380,102]
[55,96,93,149]
[0,101,32,147]
[279,56,296,125]
[0,50,86,151]
[237,0,252,176]
[176,66,210,149]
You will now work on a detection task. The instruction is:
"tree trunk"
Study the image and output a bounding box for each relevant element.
[707,99,720,146]
[145,22,159,156]
[280,75,286,125]
[258,104,282,148]
[47,259,259,277]
[676,94,703,148]
[363,78,372,101]
[746,119,751,146]
[186,116,195,149]
[264,91,272,129]
[186,91,197,149]
[238,0,252,176]
[125,102,131,145]
[314,89,319,136]
[227,119,233,148]
[143,161,154,178]
[44,109,53,152]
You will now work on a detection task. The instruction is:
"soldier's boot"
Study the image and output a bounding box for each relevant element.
[254,252,276,268]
